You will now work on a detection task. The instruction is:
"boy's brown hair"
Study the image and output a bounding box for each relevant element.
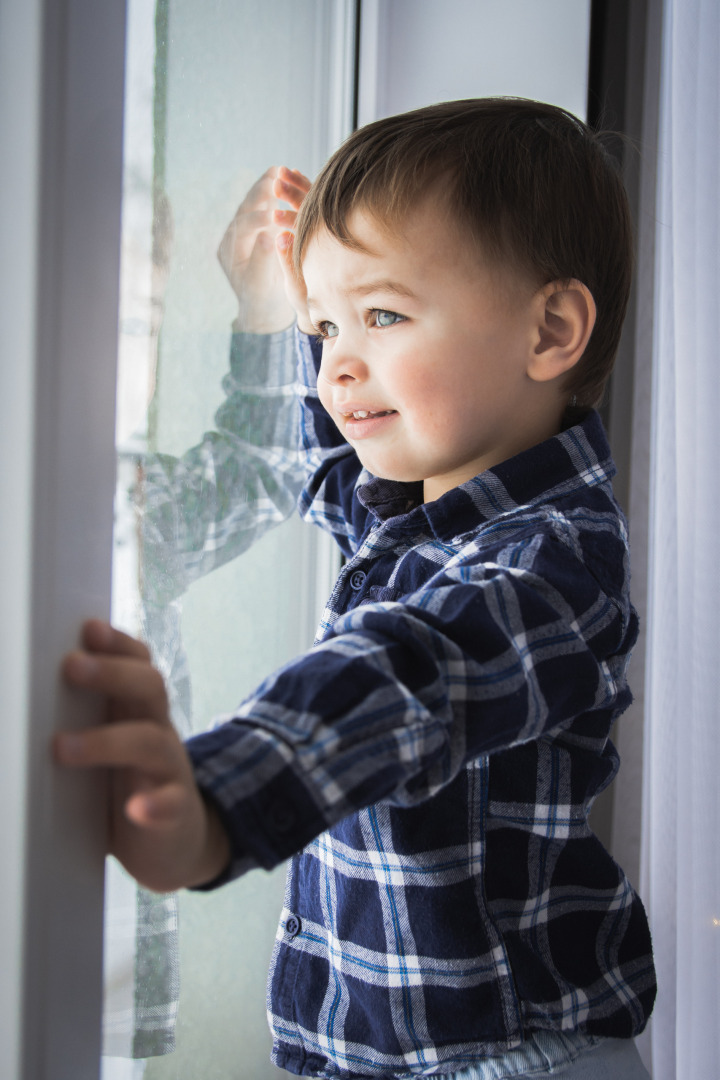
[294,98,632,409]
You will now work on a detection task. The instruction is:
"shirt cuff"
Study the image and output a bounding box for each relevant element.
[186,720,329,884]
[228,325,297,387]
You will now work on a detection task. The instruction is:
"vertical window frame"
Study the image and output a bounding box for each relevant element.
[1,1,127,1077]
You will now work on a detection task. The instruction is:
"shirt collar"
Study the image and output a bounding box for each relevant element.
[356,410,615,540]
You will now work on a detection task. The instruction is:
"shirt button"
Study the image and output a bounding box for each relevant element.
[285,915,302,938]
[349,570,366,590]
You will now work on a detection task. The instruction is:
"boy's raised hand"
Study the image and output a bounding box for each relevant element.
[217,166,296,333]
[55,620,230,894]
[217,165,312,334]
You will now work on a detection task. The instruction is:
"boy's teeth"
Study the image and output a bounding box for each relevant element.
[349,409,391,419]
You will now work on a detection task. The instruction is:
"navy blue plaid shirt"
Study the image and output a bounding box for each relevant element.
[187,332,656,1078]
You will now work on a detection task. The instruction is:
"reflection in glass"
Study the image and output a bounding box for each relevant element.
[107,2,351,1076]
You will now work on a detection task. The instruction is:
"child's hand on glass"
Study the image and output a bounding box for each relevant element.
[217,166,301,334]
[216,164,313,330]
[54,620,230,893]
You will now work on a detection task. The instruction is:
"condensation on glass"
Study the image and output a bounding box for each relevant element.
[107,2,351,1077]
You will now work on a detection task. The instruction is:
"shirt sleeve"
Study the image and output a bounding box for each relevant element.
[124,327,305,606]
[186,528,636,880]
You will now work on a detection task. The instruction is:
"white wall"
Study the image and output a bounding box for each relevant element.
[359,0,591,125]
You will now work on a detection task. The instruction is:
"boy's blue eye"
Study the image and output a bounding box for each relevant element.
[318,321,339,339]
[374,309,404,327]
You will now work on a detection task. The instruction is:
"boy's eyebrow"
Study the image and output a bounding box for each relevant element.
[348,279,419,300]
[306,279,419,309]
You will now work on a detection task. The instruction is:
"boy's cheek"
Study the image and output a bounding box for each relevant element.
[317,380,334,419]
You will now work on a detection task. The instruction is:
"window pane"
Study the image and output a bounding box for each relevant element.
[108,2,351,1077]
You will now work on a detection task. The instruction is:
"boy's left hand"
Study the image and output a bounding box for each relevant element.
[54,620,230,893]
[217,165,312,335]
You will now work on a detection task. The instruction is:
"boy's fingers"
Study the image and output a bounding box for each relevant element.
[273,209,299,229]
[277,165,312,191]
[80,619,151,662]
[274,168,311,210]
[237,166,280,212]
[54,720,185,775]
[62,651,169,720]
[125,782,193,829]
[275,231,301,292]
[273,181,308,212]
[218,209,276,270]
[275,231,314,335]
[228,167,308,230]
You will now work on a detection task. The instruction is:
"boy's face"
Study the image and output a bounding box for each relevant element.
[302,199,553,502]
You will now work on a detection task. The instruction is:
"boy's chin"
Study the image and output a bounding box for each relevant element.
[359,458,423,485]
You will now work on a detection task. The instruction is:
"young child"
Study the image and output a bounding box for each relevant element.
[57,99,655,1079]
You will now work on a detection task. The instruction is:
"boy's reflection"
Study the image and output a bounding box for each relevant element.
[105,168,306,1071]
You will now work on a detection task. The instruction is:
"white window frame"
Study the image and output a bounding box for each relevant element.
[1,0,128,1075]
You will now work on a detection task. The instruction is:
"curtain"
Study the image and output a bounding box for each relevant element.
[636,1,720,1075]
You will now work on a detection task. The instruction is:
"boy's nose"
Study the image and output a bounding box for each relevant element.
[319,339,368,385]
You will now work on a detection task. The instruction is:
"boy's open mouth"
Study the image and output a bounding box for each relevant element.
[340,409,399,440]
[341,409,396,419]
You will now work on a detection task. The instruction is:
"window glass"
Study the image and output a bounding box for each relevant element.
[108,3,351,1077]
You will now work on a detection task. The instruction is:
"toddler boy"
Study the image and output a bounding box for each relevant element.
[58,99,655,1078]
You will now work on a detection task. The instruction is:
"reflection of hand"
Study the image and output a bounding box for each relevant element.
[55,620,230,893]
[218,166,299,334]
[272,166,314,334]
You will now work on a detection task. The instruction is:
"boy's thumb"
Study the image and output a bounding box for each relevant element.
[274,230,312,332]
[275,230,298,283]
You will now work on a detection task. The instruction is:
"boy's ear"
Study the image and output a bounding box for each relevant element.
[527,280,596,383]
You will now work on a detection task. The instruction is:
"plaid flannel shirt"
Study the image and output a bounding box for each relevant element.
[187,332,656,1078]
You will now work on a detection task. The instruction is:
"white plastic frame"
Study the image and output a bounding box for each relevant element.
[0,0,126,1077]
